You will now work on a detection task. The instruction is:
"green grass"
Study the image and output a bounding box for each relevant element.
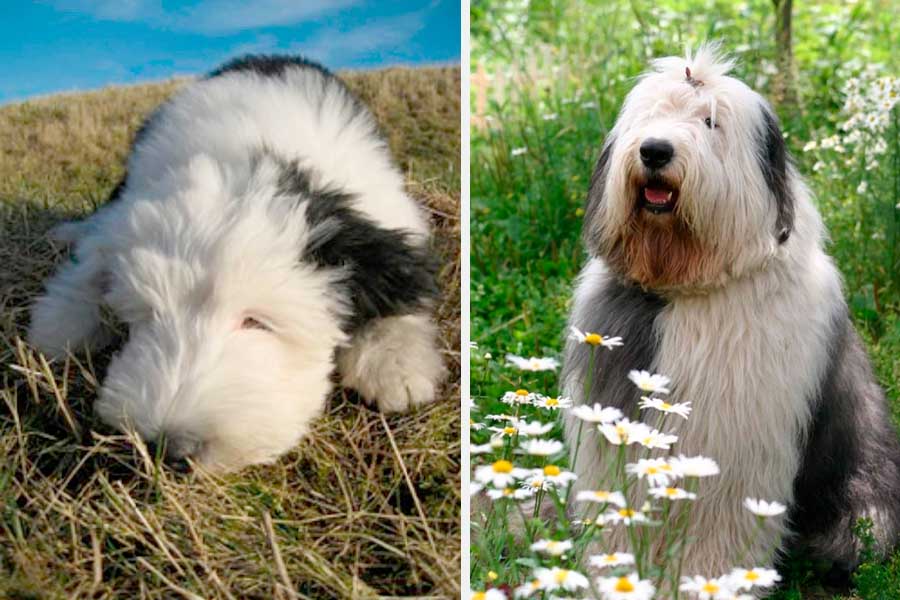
[0,66,461,599]
[471,1,899,598]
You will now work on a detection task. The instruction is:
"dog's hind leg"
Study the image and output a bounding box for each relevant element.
[337,312,446,413]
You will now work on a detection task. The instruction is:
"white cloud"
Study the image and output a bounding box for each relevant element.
[53,0,363,35]
[298,10,427,66]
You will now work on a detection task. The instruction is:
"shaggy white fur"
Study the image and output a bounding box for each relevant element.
[29,57,444,472]
[564,45,900,578]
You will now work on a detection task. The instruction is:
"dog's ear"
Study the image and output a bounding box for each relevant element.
[757,104,794,244]
[583,134,616,249]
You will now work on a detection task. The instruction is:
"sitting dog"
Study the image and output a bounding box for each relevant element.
[28,55,445,472]
[562,46,900,576]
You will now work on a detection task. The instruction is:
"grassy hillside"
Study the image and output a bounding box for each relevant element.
[0,66,460,599]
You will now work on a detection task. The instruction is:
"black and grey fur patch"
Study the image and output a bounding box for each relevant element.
[562,269,666,415]
[790,310,900,567]
[757,105,794,244]
[207,54,333,81]
[583,135,616,254]
[275,158,439,334]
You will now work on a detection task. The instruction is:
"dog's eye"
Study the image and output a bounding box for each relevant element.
[704,117,719,129]
[241,316,271,331]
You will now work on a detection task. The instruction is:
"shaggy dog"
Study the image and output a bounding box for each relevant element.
[28,55,445,472]
[562,47,900,576]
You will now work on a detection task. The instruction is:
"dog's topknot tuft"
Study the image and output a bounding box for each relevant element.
[650,42,736,84]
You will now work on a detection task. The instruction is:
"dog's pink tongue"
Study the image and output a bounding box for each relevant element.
[644,187,671,205]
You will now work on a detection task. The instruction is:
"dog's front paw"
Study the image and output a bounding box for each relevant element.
[368,364,438,413]
[337,314,446,413]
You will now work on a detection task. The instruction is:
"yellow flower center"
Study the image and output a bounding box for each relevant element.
[745,571,760,581]
[618,508,635,518]
[502,488,513,496]
[665,487,679,497]
[554,570,569,584]
[515,389,529,396]
[660,402,672,410]
[702,583,720,593]
[545,398,559,406]
[584,333,603,345]
[603,554,617,562]
[502,427,516,435]
[646,466,659,474]
[547,541,560,550]
[594,491,610,499]
[530,480,543,488]
[472,593,485,600]
[530,579,541,590]
[614,577,635,592]
[487,571,498,581]
[543,465,561,476]
[639,383,653,391]
[493,460,513,473]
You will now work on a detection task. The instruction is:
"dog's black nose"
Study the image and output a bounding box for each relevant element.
[639,138,675,169]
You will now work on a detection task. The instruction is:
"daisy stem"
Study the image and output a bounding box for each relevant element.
[671,478,698,600]
[570,345,597,473]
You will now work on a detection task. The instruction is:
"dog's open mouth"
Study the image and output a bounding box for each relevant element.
[639,179,679,214]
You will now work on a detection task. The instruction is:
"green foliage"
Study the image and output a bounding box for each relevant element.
[472,1,900,597]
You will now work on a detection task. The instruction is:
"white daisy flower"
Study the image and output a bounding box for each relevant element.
[728,567,781,590]
[471,421,486,431]
[679,575,735,599]
[485,414,518,422]
[474,460,529,488]
[533,395,572,410]
[588,552,635,568]
[638,396,691,419]
[486,486,534,501]
[530,538,574,556]
[470,482,483,496]
[471,443,494,455]
[597,573,655,600]
[501,389,537,405]
[627,370,671,394]
[626,458,677,487]
[535,464,577,486]
[469,589,507,600]
[521,439,564,456]
[517,420,554,436]
[670,455,720,478]
[649,486,697,501]
[634,428,678,450]
[487,424,522,438]
[521,473,553,492]
[569,326,624,349]
[743,498,787,517]
[511,147,528,157]
[571,403,623,423]
[513,579,543,598]
[599,418,652,446]
[600,507,648,526]
[574,489,627,507]
[505,354,560,372]
[535,567,590,592]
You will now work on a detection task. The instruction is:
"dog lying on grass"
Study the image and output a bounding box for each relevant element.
[29,55,446,472]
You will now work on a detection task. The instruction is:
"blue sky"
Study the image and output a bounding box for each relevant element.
[0,1,460,103]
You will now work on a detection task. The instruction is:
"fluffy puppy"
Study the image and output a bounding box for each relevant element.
[29,55,445,472]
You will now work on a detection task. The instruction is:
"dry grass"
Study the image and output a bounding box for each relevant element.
[0,66,460,599]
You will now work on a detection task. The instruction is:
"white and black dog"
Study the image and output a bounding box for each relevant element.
[28,55,445,472]
[562,47,900,576]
